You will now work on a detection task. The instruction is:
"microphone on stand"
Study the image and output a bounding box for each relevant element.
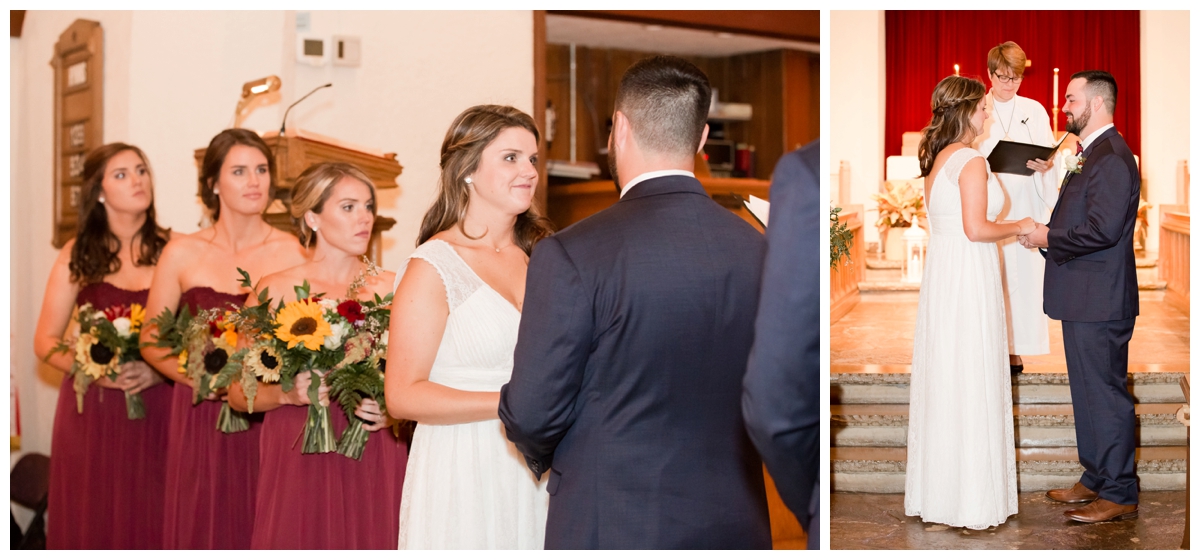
[279,83,332,136]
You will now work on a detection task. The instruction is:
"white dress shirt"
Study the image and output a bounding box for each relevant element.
[1080,123,1115,152]
[619,170,696,199]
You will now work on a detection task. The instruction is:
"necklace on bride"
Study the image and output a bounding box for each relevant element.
[993,93,1017,141]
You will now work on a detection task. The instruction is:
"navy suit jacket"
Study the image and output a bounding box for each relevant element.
[499,174,771,549]
[741,142,821,549]
[1043,127,1140,322]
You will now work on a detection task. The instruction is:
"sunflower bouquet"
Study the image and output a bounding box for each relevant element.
[52,302,148,420]
[324,295,392,460]
[149,303,249,433]
[236,278,393,457]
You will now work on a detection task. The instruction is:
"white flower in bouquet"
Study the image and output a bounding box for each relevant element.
[324,321,350,350]
[319,298,338,311]
[112,316,132,337]
[380,329,389,346]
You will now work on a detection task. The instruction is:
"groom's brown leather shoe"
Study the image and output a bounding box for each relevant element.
[1064,499,1138,523]
[1046,482,1098,504]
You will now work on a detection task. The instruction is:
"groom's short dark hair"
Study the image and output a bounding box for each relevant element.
[1071,70,1118,116]
[615,56,712,158]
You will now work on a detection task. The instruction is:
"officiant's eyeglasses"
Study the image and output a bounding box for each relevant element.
[992,73,1023,84]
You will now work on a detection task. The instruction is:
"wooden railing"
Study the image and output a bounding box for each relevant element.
[1159,205,1190,314]
[830,204,865,323]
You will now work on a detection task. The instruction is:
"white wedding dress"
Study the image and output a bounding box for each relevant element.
[395,239,548,549]
[905,147,1018,529]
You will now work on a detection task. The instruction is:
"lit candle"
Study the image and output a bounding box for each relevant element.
[954,64,960,76]
[1053,68,1059,109]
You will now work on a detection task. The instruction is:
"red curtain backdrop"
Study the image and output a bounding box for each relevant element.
[885,11,1141,160]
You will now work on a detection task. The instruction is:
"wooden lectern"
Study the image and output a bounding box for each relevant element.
[194,128,403,264]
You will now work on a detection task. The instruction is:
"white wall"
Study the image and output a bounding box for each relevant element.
[10,10,533,467]
[1140,11,1190,254]
[830,11,886,245]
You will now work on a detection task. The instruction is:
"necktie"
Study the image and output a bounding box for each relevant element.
[1076,141,1083,156]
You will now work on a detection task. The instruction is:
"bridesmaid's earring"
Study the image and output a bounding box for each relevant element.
[465,177,473,185]
[98,194,106,204]
[213,187,220,195]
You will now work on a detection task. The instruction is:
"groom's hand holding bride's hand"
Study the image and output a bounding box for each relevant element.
[1001,218,1037,237]
[1018,222,1050,249]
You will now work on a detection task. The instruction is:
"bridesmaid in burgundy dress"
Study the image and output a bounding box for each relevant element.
[139,129,308,549]
[226,162,407,549]
[33,143,173,549]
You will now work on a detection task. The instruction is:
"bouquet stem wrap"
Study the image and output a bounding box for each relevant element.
[336,416,370,460]
[302,376,335,454]
[124,392,146,420]
[216,402,250,433]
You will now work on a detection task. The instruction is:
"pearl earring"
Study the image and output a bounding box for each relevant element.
[465,177,473,185]
[98,194,106,204]
[310,224,319,232]
[213,186,220,195]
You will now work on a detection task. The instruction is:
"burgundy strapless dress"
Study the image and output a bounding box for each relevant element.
[251,401,408,549]
[161,287,261,549]
[46,282,172,549]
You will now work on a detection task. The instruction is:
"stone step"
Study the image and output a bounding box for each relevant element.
[831,403,1187,447]
[830,365,1188,405]
[831,446,1187,493]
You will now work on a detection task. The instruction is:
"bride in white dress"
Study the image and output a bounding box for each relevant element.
[385,105,553,549]
[905,76,1033,529]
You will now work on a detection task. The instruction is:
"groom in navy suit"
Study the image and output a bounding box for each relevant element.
[499,56,771,549]
[1020,70,1141,523]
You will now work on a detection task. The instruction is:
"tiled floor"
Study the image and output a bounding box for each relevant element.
[830,491,1188,550]
[831,290,1190,368]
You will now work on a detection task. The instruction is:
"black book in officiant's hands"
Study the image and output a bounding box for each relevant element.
[986,137,1066,176]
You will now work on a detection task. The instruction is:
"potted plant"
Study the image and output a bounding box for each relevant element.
[872,180,926,261]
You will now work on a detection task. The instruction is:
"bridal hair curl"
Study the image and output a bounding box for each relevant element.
[70,143,169,285]
[290,162,377,247]
[198,128,277,222]
[918,75,986,177]
[417,105,554,255]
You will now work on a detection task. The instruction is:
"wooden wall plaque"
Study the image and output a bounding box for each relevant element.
[50,19,103,248]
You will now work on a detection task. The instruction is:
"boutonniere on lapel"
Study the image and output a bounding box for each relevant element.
[1063,152,1086,175]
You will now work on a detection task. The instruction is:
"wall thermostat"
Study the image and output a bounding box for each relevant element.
[296,35,329,66]
[332,35,361,67]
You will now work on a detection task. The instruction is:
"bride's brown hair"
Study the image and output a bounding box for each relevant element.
[917,75,986,177]
[416,105,554,255]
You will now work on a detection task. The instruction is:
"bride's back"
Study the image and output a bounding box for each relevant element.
[925,146,1003,238]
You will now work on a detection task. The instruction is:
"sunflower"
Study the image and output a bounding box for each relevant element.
[129,303,145,331]
[75,331,118,379]
[177,350,189,374]
[275,299,333,351]
[246,343,283,383]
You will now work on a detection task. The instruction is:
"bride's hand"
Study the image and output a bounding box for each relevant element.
[354,398,391,432]
[1016,217,1037,236]
[287,370,330,407]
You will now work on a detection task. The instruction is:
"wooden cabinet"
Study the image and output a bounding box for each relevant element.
[543,46,818,182]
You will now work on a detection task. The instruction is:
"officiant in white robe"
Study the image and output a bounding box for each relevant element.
[972,41,1059,363]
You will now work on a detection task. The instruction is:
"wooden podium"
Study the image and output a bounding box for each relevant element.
[194,128,403,264]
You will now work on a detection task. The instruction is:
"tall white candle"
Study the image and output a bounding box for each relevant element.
[1053,68,1059,108]
[954,64,960,76]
